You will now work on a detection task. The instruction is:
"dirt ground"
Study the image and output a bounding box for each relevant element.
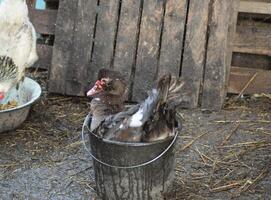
[0,71,270,200]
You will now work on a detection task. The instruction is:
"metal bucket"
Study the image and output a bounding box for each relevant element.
[82,114,180,200]
[0,77,42,133]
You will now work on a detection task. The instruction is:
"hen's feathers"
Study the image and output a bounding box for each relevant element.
[0,0,38,93]
[0,56,18,81]
[0,0,29,24]
[0,0,38,78]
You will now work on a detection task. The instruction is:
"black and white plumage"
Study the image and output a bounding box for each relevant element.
[0,0,38,100]
[0,56,18,81]
[0,56,19,100]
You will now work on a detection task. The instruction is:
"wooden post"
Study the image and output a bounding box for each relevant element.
[158,0,188,76]
[65,0,98,96]
[113,0,143,100]
[132,0,165,101]
[181,0,210,108]
[48,0,78,94]
[201,0,239,110]
[89,0,120,84]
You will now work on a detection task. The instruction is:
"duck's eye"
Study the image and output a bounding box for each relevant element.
[100,78,107,85]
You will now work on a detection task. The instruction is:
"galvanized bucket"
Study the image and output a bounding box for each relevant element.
[82,114,180,200]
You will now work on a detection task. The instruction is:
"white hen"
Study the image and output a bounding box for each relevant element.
[0,0,38,101]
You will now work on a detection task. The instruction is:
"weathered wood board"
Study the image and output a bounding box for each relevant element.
[181,0,210,108]
[232,53,271,70]
[65,0,97,96]
[239,0,271,15]
[48,0,78,94]
[89,0,120,84]
[228,66,271,94]
[132,0,165,101]
[113,0,143,99]
[225,0,240,95]
[234,20,271,56]
[158,0,188,76]
[201,0,239,110]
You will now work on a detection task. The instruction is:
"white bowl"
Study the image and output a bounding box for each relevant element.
[0,77,42,133]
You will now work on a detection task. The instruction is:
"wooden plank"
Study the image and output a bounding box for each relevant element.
[32,44,53,70]
[234,47,271,56]
[90,0,120,84]
[239,0,271,15]
[228,66,271,94]
[65,0,97,96]
[181,0,210,108]
[234,21,271,56]
[113,0,142,100]
[238,12,271,21]
[132,0,165,101]
[225,0,240,98]
[158,0,188,76]
[28,8,58,35]
[201,0,239,110]
[48,0,78,94]
[232,52,271,70]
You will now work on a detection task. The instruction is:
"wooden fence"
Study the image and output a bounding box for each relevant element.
[229,0,271,95]
[26,0,271,110]
[45,0,238,110]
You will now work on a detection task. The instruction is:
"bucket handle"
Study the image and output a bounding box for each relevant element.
[81,115,179,169]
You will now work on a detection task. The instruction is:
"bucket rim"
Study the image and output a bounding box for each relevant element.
[82,113,180,168]
[84,113,180,147]
[0,77,41,113]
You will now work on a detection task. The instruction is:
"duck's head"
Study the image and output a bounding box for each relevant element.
[87,69,126,98]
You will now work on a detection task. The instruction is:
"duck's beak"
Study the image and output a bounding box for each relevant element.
[87,85,101,97]
[87,80,104,97]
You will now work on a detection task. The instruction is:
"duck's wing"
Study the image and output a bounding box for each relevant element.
[95,103,141,140]
[142,76,185,142]
[167,77,185,108]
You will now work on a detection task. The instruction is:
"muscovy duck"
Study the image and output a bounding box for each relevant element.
[87,70,184,142]
[87,68,127,131]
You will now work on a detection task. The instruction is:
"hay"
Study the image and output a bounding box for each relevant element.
[0,100,18,110]
[171,94,271,199]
